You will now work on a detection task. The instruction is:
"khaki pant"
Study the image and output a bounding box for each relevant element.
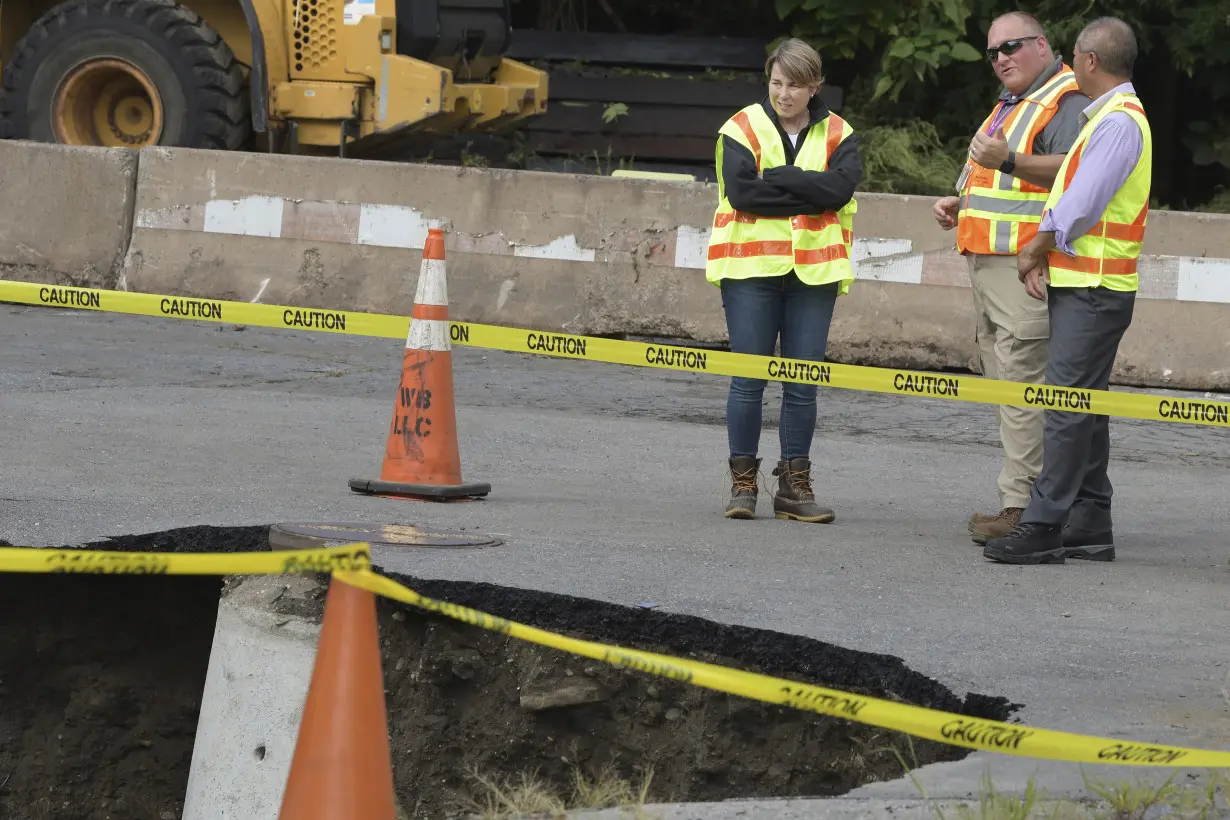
[967,252,1049,509]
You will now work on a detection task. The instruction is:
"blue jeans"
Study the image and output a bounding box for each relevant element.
[720,273,840,460]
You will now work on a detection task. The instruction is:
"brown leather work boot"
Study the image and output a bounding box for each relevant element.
[968,510,1001,528]
[970,507,1023,545]
[725,456,760,519]
[772,458,835,523]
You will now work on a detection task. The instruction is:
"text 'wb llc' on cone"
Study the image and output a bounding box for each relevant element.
[348,227,491,501]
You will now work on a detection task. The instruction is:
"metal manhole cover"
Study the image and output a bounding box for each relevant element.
[268,522,504,551]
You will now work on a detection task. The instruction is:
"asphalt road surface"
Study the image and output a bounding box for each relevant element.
[2,303,1227,808]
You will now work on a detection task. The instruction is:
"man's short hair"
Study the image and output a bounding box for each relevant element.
[990,10,1046,39]
[1077,16,1138,77]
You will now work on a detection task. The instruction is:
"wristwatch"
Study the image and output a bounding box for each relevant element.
[1000,150,1016,174]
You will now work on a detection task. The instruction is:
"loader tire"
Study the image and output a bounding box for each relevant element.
[0,0,249,150]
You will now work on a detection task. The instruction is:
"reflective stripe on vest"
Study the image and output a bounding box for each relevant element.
[1041,94,1151,292]
[706,103,857,293]
[957,67,1082,256]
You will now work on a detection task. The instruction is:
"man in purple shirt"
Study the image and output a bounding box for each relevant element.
[984,17,1148,565]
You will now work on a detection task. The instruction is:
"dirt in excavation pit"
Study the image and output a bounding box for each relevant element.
[0,526,259,820]
[377,571,1019,818]
[0,526,1020,819]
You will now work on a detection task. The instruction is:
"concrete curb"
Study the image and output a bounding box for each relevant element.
[182,575,323,820]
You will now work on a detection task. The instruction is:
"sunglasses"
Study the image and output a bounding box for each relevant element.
[986,35,1041,61]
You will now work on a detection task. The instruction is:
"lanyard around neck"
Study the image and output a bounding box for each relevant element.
[986,102,1014,135]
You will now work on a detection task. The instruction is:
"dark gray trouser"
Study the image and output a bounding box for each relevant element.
[1021,285,1136,530]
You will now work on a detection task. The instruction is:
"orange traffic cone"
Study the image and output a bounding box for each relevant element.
[278,576,396,820]
[348,227,491,501]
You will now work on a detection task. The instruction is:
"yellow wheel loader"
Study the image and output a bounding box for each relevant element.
[0,0,548,154]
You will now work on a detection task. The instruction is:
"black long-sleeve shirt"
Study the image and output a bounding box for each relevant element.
[720,96,862,218]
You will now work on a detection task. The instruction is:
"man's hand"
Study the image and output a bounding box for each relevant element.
[1017,238,1050,301]
[969,126,1010,170]
[933,196,959,230]
[1017,238,1048,281]
[1023,266,1049,301]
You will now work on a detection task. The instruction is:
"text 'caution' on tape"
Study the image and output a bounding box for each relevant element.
[3,280,1228,429]
[0,544,371,575]
[0,541,1227,769]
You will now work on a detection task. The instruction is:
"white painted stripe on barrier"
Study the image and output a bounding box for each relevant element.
[855,253,926,284]
[414,259,449,307]
[406,317,451,351]
[513,234,597,262]
[358,203,428,250]
[847,237,926,284]
[852,238,913,264]
[1177,256,1230,303]
[203,196,284,238]
[674,225,710,270]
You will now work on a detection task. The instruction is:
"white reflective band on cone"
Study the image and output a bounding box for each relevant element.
[415,259,449,306]
[407,318,451,352]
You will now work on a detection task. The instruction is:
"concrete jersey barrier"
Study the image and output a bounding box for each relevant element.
[2,139,1229,391]
[0,139,138,287]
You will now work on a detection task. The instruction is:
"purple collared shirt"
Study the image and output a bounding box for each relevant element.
[1038,82,1144,255]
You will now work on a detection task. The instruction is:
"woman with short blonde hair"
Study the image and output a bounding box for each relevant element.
[765,37,825,90]
[703,36,863,524]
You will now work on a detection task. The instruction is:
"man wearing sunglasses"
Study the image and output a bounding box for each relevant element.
[932,11,1089,548]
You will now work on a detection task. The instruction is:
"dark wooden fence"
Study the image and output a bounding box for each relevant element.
[504,31,844,168]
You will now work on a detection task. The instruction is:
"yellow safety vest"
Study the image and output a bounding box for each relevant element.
[1041,92,1152,292]
[706,103,857,295]
[958,66,1082,256]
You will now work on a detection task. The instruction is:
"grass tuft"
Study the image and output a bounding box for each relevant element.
[461,763,657,820]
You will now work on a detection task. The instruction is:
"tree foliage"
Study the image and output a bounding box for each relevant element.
[513,0,1230,209]
[774,0,985,101]
[772,0,1230,208]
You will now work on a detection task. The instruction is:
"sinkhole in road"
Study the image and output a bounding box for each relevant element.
[0,525,1019,819]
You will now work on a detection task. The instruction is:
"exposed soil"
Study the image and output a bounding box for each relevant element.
[0,526,256,820]
[0,525,1020,819]
[0,578,222,817]
[375,572,1017,818]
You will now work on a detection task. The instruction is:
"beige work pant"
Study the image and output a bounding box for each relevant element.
[967,252,1049,509]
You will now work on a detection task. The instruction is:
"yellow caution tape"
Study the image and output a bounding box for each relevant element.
[0,543,371,575]
[0,538,1225,767]
[0,280,410,339]
[3,279,1228,428]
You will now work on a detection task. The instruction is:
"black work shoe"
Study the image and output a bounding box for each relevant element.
[1063,526,1115,562]
[983,522,1065,564]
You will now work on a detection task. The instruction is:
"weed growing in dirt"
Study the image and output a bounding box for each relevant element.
[462,763,656,819]
[931,769,1228,819]
[871,736,1229,820]
[860,733,1230,819]
[453,753,1228,820]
